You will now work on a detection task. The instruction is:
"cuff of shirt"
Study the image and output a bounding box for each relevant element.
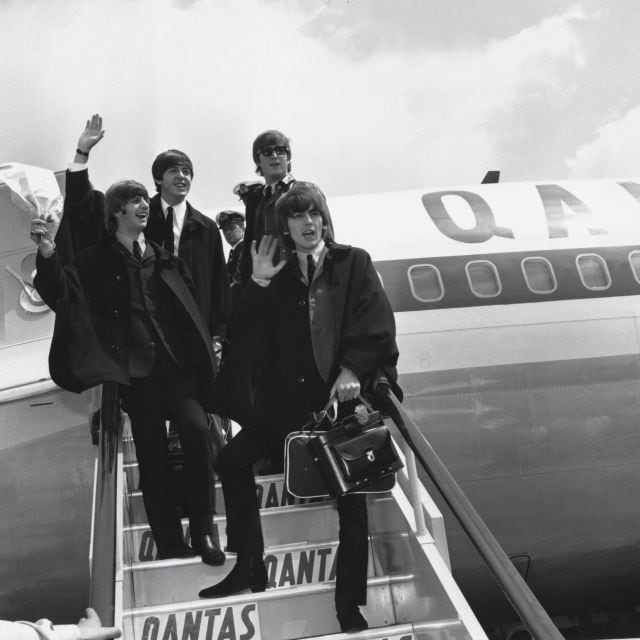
[52,624,80,640]
[20,620,80,640]
[67,162,88,172]
[251,274,271,288]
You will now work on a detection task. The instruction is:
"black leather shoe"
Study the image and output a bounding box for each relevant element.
[192,534,226,566]
[156,540,196,560]
[336,605,368,633]
[199,554,268,598]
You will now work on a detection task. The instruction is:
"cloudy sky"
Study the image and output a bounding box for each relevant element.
[1,0,639,212]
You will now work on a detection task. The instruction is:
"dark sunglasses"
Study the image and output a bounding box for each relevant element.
[259,145,288,157]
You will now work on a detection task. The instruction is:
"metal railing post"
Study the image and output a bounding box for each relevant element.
[88,382,121,626]
[403,442,428,537]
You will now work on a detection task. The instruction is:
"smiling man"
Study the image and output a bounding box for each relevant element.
[31,180,225,566]
[145,149,230,344]
[61,115,229,344]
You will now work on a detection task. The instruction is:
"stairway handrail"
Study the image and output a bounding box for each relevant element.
[88,382,122,626]
[375,383,564,640]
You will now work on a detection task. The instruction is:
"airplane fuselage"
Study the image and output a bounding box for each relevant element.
[3,174,640,630]
[331,177,640,625]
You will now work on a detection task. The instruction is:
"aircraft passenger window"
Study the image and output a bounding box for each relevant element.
[521,257,557,294]
[466,260,501,298]
[408,264,444,302]
[576,253,611,290]
[628,251,640,285]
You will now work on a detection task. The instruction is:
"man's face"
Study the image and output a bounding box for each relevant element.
[258,145,288,184]
[286,206,323,252]
[222,223,244,247]
[115,195,149,235]
[156,164,192,204]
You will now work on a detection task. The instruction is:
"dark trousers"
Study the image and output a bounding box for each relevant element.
[218,428,368,605]
[120,350,214,547]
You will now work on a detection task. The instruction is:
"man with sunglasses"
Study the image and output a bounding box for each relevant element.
[230,130,296,299]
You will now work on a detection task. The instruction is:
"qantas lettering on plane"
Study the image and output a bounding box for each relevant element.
[421,181,640,243]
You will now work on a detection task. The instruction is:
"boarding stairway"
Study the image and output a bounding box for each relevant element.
[88,383,564,640]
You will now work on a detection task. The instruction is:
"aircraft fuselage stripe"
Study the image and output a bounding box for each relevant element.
[375,244,640,311]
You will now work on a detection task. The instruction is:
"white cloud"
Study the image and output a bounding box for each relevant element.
[566,104,640,178]
[0,0,600,211]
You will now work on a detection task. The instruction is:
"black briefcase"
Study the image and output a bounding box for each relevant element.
[306,401,403,497]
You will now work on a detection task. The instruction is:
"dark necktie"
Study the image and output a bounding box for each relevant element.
[266,182,280,199]
[306,254,315,289]
[133,240,143,261]
[165,206,175,254]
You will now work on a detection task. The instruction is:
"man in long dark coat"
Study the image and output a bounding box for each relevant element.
[31,180,225,565]
[200,182,400,633]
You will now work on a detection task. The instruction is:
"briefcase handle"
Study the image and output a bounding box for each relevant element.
[302,395,338,435]
[303,393,374,435]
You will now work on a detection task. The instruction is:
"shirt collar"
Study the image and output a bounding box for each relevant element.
[161,198,187,222]
[296,240,326,281]
[263,173,294,196]
[115,231,146,256]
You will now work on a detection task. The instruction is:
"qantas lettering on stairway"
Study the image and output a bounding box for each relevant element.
[140,603,259,640]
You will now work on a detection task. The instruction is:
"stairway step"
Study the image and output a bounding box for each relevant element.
[303,619,472,640]
[124,471,331,523]
[124,494,404,563]
[123,538,382,608]
[122,574,420,640]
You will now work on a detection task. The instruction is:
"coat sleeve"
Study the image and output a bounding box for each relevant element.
[54,169,106,266]
[34,250,88,322]
[34,251,66,312]
[337,250,399,388]
[207,221,231,338]
[0,619,79,640]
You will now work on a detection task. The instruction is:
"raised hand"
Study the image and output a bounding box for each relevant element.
[30,216,58,255]
[76,114,105,156]
[251,235,286,282]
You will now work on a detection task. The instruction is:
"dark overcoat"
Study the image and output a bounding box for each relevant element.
[232,182,279,296]
[34,236,217,408]
[54,169,230,338]
[226,239,244,284]
[147,195,230,338]
[53,169,106,266]
[221,242,400,438]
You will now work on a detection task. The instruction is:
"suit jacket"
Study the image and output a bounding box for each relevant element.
[34,236,217,409]
[226,240,244,283]
[232,180,294,301]
[56,169,230,338]
[145,195,230,338]
[54,169,107,266]
[224,243,400,438]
